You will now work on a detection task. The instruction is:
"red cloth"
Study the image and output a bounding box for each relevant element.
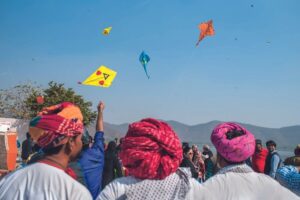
[29,102,83,148]
[252,148,268,173]
[120,118,183,180]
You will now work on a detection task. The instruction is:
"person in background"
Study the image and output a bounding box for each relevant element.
[198,122,299,200]
[202,144,215,180]
[21,132,33,162]
[276,144,300,196]
[284,144,300,167]
[180,146,199,179]
[264,140,281,178]
[0,102,92,199]
[252,139,268,173]
[191,145,205,182]
[102,141,123,188]
[202,144,213,158]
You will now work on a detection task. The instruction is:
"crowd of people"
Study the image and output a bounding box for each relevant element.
[0,101,299,199]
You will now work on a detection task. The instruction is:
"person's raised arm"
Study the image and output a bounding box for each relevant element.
[80,101,106,199]
[96,101,105,132]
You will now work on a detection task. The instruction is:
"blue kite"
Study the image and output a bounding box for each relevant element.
[139,51,150,79]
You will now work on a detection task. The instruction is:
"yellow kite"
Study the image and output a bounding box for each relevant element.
[102,27,112,35]
[79,66,117,88]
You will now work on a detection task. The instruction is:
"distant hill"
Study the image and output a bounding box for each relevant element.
[87,120,300,151]
[4,118,299,151]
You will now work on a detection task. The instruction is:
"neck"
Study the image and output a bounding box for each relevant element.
[44,154,69,170]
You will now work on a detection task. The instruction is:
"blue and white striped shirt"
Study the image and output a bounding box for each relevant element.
[276,165,300,196]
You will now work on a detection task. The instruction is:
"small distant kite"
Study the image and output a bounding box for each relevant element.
[103,27,112,35]
[139,51,150,79]
[78,65,117,88]
[36,96,44,104]
[196,20,215,46]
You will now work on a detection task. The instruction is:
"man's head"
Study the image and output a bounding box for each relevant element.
[26,132,31,140]
[191,144,198,153]
[294,144,300,156]
[255,139,263,152]
[120,118,182,180]
[266,140,276,153]
[183,146,194,161]
[211,122,255,167]
[29,102,84,161]
[203,144,210,152]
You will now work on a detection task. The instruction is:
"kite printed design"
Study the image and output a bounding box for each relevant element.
[79,65,117,88]
[196,20,215,46]
[139,51,151,79]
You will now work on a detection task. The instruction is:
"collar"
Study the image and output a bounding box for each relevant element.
[217,164,254,174]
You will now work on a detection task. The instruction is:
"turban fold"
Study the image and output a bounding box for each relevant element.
[29,102,84,148]
[211,122,255,163]
[120,118,183,180]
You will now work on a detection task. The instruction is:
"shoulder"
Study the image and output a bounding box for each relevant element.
[277,165,299,178]
[0,163,92,200]
[97,176,139,200]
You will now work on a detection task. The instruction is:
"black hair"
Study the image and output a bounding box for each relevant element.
[266,140,276,147]
[183,146,192,154]
[182,142,189,150]
[43,135,79,156]
[255,139,262,145]
[43,144,64,156]
[226,129,245,140]
[106,141,117,152]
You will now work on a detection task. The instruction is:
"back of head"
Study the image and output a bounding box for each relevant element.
[120,118,183,180]
[107,141,117,152]
[26,132,31,140]
[255,139,262,145]
[211,122,255,163]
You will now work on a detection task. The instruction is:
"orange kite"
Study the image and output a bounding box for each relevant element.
[196,20,215,46]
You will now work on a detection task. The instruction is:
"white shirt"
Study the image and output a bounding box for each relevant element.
[0,163,92,200]
[198,164,300,200]
[97,169,209,200]
[97,165,299,200]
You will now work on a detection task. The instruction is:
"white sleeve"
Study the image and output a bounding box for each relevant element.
[96,179,128,200]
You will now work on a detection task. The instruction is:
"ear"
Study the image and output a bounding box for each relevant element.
[64,138,74,155]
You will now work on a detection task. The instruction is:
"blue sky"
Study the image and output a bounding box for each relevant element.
[1,0,300,128]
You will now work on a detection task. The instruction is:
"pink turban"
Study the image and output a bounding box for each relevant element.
[120,118,183,180]
[211,122,255,163]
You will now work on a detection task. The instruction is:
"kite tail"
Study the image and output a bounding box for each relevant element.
[143,64,150,79]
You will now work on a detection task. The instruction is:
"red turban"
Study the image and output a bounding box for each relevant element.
[119,118,183,180]
[29,102,84,148]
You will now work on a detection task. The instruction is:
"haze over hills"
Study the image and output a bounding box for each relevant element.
[3,118,299,151]
[87,120,300,151]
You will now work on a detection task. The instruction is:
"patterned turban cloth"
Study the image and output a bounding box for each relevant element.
[120,118,183,180]
[211,122,255,163]
[29,102,84,148]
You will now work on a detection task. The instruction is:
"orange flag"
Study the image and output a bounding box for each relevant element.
[196,20,215,46]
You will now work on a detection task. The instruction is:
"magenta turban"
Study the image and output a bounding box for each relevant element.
[211,122,255,163]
